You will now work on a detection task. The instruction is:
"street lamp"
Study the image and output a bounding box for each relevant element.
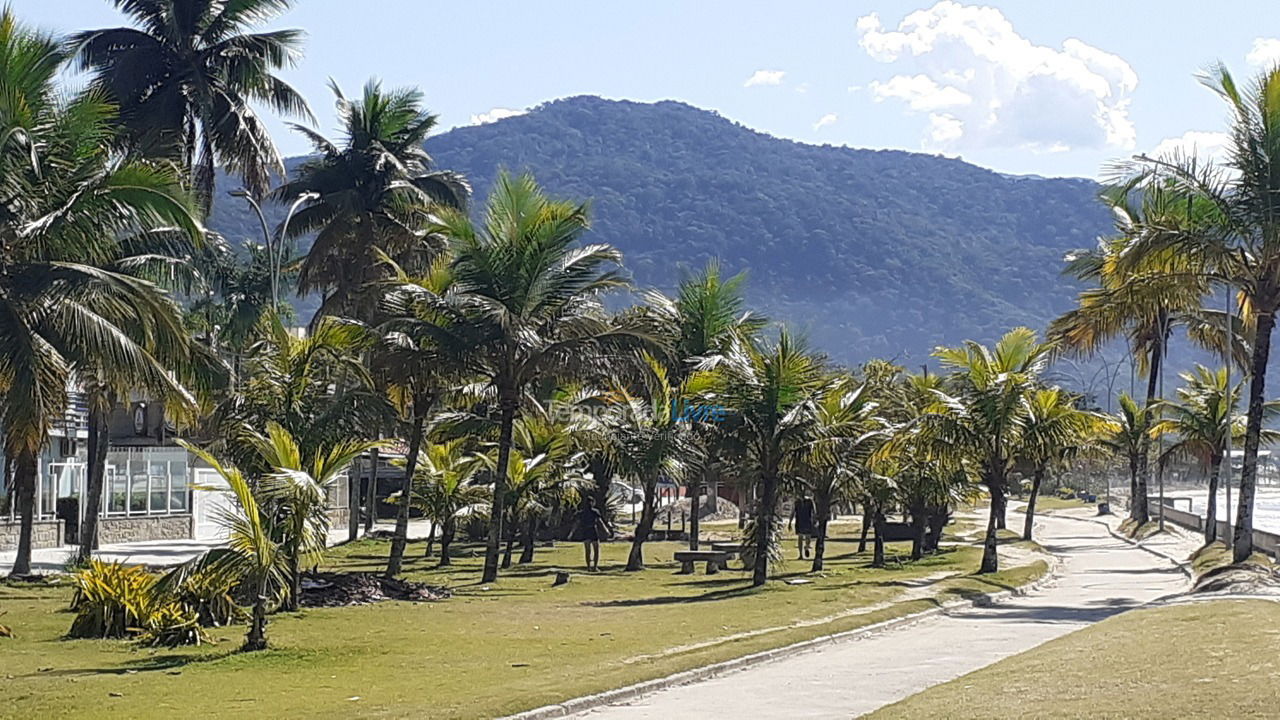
[228,189,319,313]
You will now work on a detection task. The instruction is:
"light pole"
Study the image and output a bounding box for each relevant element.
[1224,283,1234,540]
[228,189,318,313]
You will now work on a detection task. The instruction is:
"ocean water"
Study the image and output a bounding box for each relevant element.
[1163,486,1280,534]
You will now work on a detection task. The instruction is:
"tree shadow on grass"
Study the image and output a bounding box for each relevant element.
[583,583,762,607]
[24,648,237,678]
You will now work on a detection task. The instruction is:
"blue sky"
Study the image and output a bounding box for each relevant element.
[14,1,1280,178]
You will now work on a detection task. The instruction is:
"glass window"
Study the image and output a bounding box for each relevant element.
[129,461,147,513]
[149,461,169,513]
[40,463,56,517]
[169,460,189,512]
[108,466,126,514]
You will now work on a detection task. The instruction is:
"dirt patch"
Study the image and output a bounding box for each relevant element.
[300,572,451,607]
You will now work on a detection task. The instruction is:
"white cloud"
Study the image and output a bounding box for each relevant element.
[813,113,838,130]
[744,69,786,87]
[795,82,810,94]
[1150,130,1230,164]
[1248,38,1280,67]
[870,74,972,111]
[469,107,527,125]
[856,1,1138,153]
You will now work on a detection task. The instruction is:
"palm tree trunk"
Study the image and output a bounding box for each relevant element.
[364,445,379,533]
[502,526,515,569]
[385,414,426,578]
[424,521,436,558]
[482,393,518,584]
[244,574,269,652]
[925,504,948,553]
[519,515,537,564]
[993,488,1008,530]
[811,507,829,572]
[7,448,38,577]
[752,468,779,586]
[1023,467,1044,542]
[910,502,927,560]
[439,519,455,566]
[858,499,871,553]
[627,478,658,571]
[1234,310,1274,563]
[979,467,1004,574]
[871,508,887,568]
[77,405,110,564]
[285,553,301,612]
[688,471,703,550]
[1134,342,1162,526]
[1205,453,1223,544]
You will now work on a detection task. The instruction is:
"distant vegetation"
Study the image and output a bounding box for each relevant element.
[210,95,1113,363]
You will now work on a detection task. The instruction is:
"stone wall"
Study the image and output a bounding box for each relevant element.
[0,519,64,551]
[98,515,192,545]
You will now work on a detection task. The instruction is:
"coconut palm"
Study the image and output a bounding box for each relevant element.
[252,423,381,611]
[175,442,283,651]
[594,356,690,571]
[70,0,311,210]
[1050,183,1225,527]
[794,376,882,571]
[274,80,469,321]
[0,11,203,576]
[918,328,1054,574]
[408,439,488,565]
[1150,365,1278,543]
[693,329,825,586]
[644,262,765,549]
[1096,393,1152,523]
[426,172,655,583]
[1018,388,1100,541]
[1108,65,1280,561]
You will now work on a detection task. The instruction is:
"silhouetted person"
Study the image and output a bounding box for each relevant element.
[790,494,816,559]
[576,496,609,571]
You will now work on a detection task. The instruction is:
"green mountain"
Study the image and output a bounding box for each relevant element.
[210,95,1111,365]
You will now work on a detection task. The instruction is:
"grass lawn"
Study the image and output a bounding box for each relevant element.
[1033,496,1091,512]
[869,598,1280,720]
[0,522,1046,720]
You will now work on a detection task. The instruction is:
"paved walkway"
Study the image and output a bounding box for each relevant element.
[570,510,1189,719]
[0,519,435,575]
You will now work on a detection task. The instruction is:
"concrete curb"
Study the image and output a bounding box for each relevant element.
[500,555,1062,720]
[1049,512,1193,578]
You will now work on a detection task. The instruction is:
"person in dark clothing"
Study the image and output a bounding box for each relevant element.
[789,494,816,559]
[576,496,609,571]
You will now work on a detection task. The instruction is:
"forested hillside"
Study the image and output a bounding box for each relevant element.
[210,95,1112,363]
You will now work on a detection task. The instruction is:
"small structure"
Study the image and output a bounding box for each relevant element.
[674,549,729,575]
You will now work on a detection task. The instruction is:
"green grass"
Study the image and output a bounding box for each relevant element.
[0,522,1047,720]
[1189,541,1274,577]
[870,599,1280,719]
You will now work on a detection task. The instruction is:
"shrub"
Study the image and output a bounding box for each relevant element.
[67,559,208,646]
[156,561,246,627]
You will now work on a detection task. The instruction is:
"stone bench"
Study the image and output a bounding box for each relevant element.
[674,550,730,575]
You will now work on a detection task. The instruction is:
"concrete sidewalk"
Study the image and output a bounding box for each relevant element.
[566,511,1188,720]
[0,519,436,575]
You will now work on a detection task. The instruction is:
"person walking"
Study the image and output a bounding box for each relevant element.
[575,496,610,571]
[790,493,816,559]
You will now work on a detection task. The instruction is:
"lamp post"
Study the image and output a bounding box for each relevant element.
[228,189,318,313]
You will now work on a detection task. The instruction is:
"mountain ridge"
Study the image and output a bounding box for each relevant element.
[209,94,1112,365]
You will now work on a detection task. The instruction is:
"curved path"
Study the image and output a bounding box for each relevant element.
[569,512,1188,719]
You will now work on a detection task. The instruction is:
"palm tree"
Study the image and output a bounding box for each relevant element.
[595,357,689,571]
[409,439,488,565]
[919,328,1054,574]
[176,442,285,651]
[274,80,469,321]
[70,0,311,210]
[253,423,381,611]
[1097,394,1152,525]
[427,173,653,583]
[694,330,825,586]
[1109,65,1280,562]
[795,377,881,571]
[1050,184,1222,527]
[1150,365,1276,543]
[1018,388,1099,541]
[0,11,203,577]
[645,262,764,549]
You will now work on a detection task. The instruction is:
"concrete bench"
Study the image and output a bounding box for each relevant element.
[674,550,729,575]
